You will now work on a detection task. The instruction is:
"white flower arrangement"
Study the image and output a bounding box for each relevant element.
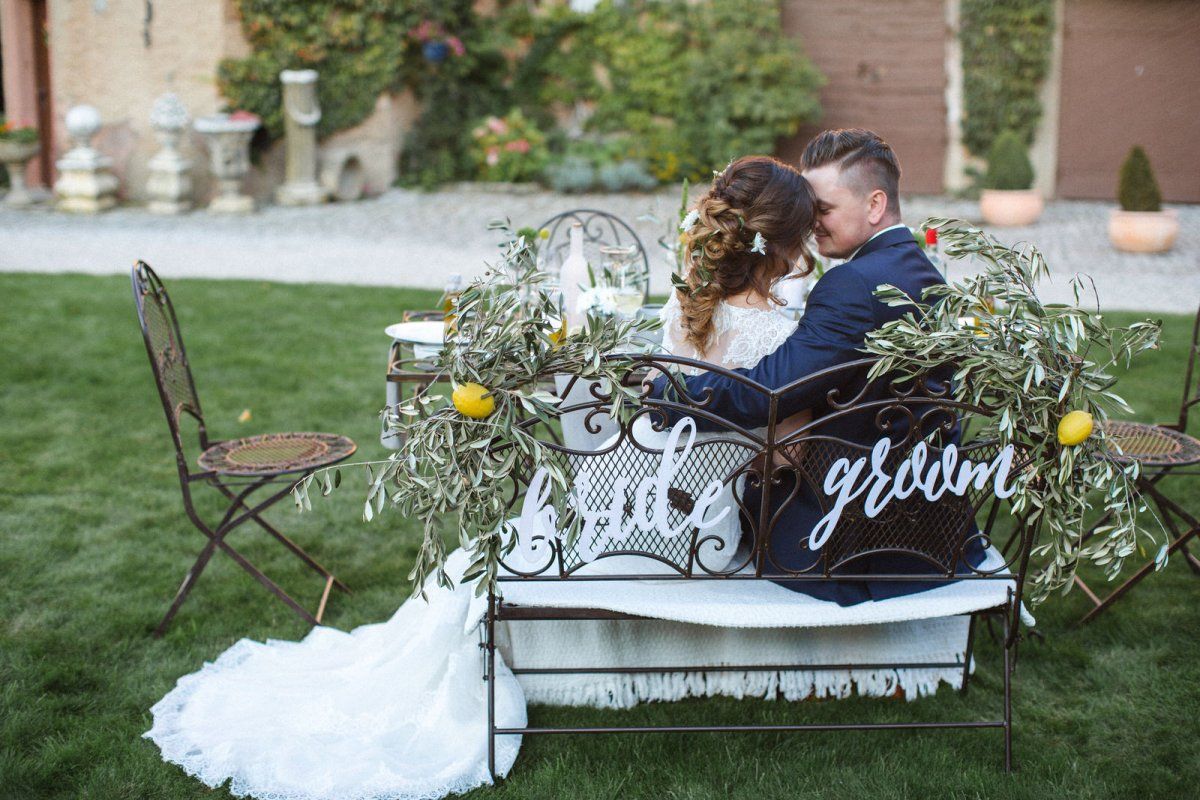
[576,285,619,316]
[750,231,768,255]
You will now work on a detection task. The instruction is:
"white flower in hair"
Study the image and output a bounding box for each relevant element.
[679,209,700,231]
[712,158,734,178]
[750,231,768,255]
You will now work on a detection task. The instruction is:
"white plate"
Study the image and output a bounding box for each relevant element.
[385,320,445,345]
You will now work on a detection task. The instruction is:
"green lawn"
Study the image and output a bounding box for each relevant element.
[1,272,1197,799]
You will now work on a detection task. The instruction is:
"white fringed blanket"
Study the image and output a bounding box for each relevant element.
[485,546,1033,707]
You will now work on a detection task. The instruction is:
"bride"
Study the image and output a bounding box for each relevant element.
[144,156,820,800]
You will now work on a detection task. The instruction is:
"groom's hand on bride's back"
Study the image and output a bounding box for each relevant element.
[646,266,875,433]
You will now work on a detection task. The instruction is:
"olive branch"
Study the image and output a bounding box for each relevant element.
[864,218,1164,601]
[294,223,659,597]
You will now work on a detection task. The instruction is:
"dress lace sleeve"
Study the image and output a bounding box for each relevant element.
[658,291,683,357]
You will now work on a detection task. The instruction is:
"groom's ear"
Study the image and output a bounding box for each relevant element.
[866,188,889,225]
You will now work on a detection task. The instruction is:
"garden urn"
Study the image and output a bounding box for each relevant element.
[0,138,40,208]
[194,112,260,214]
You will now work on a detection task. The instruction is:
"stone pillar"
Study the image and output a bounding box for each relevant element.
[275,69,325,205]
[54,105,118,213]
[1029,0,1065,199]
[942,0,972,194]
[146,93,193,214]
[194,112,260,214]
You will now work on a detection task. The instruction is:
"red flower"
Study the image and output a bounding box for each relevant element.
[925,228,938,246]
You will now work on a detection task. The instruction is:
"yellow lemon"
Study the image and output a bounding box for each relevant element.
[547,317,567,347]
[452,382,496,419]
[1057,410,1094,446]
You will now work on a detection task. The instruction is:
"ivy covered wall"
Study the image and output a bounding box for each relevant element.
[960,0,1055,157]
[216,0,823,187]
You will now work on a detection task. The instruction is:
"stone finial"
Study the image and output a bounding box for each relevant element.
[64,105,103,149]
[55,104,118,212]
[147,93,193,214]
[150,92,190,133]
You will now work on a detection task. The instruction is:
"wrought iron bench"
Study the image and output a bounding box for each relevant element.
[483,354,1036,777]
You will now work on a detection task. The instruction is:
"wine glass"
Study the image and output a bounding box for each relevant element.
[602,245,644,319]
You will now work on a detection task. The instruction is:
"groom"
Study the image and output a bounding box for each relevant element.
[649,128,984,605]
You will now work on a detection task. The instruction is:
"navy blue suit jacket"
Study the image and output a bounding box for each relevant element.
[649,226,984,604]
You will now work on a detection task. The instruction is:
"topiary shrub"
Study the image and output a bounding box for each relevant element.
[597,160,657,192]
[985,131,1035,190]
[1117,146,1162,212]
[544,156,596,194]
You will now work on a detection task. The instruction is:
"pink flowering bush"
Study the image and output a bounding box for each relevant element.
[470,109,549,183]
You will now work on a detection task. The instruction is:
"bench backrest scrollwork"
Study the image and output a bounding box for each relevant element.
[497,354,1036,611]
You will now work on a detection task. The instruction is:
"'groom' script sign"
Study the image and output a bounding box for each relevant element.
[810,438,1017,551]
[513,419,1017,563]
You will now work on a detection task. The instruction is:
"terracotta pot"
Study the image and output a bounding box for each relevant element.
[979,189,1044,227]
[1108,208,1179,254]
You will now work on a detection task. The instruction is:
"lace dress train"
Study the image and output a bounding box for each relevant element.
[144,549,525,800]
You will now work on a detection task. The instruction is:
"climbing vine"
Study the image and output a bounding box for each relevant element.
[960,0,1055,156]
[217,0,822,186]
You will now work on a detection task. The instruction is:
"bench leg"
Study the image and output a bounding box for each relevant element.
[960,613,977,696]
[487,591,498,783]
[1003,606,1014,773]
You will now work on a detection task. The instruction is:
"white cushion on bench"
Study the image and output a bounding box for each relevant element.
[491,546,1034,631]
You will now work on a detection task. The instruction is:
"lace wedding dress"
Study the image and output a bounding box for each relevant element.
[144,295,798,800]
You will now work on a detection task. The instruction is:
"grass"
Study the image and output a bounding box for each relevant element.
[1,271,1197,799]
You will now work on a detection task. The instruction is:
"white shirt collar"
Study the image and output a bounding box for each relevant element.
[847,223,910,262]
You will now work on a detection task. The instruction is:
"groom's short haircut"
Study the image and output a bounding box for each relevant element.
[801,129,901,215]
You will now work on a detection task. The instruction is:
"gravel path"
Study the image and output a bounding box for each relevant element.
[1,186,1195,312]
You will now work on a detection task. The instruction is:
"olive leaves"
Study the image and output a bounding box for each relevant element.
[295,222,658,598]
[864,219,1163,601]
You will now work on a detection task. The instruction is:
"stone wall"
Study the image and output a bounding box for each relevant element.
[40,0,416,204]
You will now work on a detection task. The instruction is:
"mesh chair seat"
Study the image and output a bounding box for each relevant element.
[199,432,357,476]
[1102,420,1200,467]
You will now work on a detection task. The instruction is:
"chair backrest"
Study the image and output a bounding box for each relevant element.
[498,355,1033,596]
[1176,303,1200,432]
[131,261,207,463]
[539,209,651,301]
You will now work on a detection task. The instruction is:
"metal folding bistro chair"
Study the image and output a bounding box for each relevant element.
[539,209,651,302]
[1074,304,1200,623]
[131,261,356,636]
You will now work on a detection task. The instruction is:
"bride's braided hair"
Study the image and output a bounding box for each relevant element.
[678,156,817,354]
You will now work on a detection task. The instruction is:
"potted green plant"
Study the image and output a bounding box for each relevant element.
[979,130,1043,226]
[1109,146,1178,253]
[0,116,41,208]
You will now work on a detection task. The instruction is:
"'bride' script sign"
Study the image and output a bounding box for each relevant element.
[513,418,1018,562]
[515,418,731,564]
